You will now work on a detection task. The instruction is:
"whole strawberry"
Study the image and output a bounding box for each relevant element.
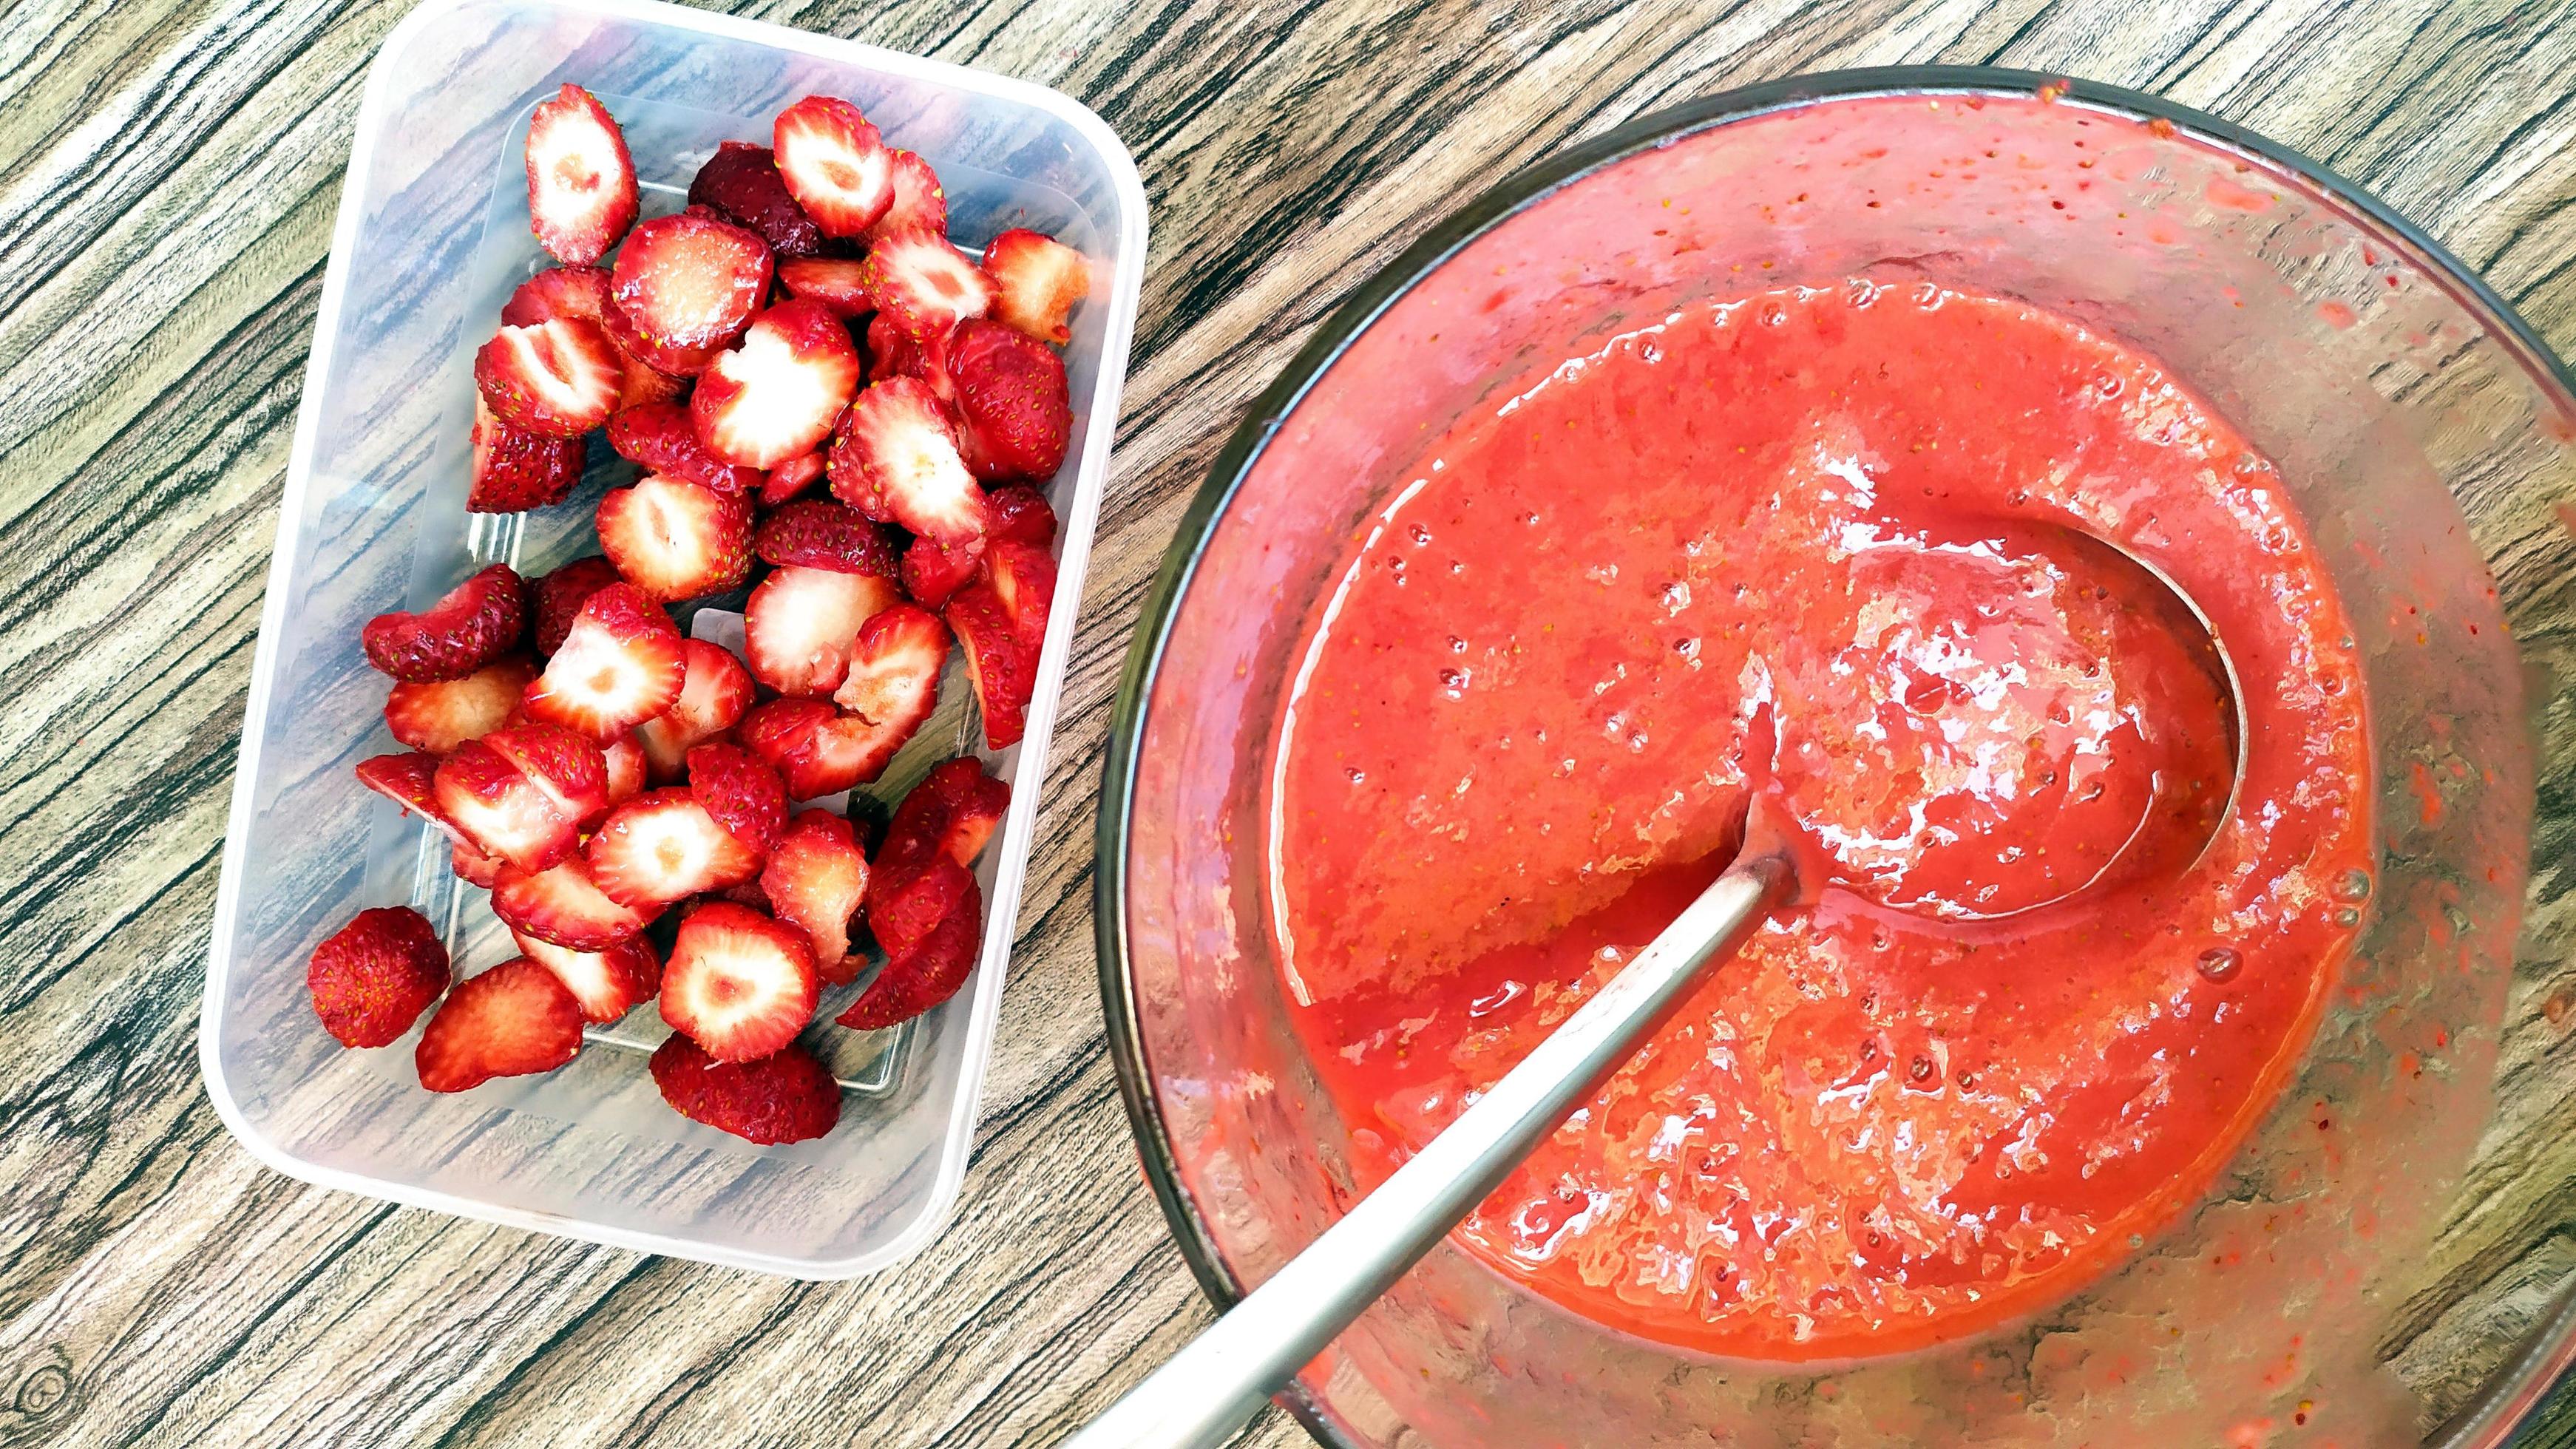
[308,906,450,1048]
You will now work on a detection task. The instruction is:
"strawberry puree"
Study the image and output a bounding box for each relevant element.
[1266,282,2373,1359]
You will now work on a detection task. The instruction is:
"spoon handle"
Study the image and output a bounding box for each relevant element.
[1065,851,1791,1449]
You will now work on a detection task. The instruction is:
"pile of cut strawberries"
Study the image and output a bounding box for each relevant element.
[304,84,1085,1144]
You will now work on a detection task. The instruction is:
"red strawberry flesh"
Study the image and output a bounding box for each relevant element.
[586,789,763,906]
[595,474,753,602]
[362,563,525,683]
[416,957,584,1090]
[607,401,765,495]
[475,317,623,438]
[523,84,637,265]
[660,901,820,1062]
[634,637,755,780]
[761,809,870,982]
[753,498,899,576]
[776,257,872,319]
[691,298,862,469]
[687,742,788,855]
[860,226,994,338]
[840,875,981,1030]
[384,654,537,755]
[827,378,988,544]
[513,929,661,1022]
[523,583,685,740]
[651,1034,838,1144]
[491,856,654,949]
[742,565,901,697]
[609,212,774,353]
[982,228,1091,345]
[770,95,894,239]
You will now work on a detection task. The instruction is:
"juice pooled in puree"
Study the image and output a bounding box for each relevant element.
[1265,282,2373,1359]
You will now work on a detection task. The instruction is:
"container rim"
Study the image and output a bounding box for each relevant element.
[1091,63,2576,1448]
[200,0,1149,1280]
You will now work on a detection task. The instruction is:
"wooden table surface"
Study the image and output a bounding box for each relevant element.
[5,0,2576,1445]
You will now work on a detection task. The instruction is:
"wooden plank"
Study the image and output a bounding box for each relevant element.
[0,0,2568,1445]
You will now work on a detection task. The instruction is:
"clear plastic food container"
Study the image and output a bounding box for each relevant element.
[200,0,1145,1277]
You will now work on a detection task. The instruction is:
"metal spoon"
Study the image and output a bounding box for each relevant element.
[1066,526,2243,1449]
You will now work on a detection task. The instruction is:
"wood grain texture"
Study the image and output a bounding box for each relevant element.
[1,0,2572,1445]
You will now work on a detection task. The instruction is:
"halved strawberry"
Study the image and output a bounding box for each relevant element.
[827,379,987,544]
[687,140,824,260]
[587,789,763,907]
[835,603,947,727]
[687,742,787,855]
[475,318,623,438]
[981,537,1058,647]
[634,637,756,780]
[491,856,654,949]
[863,150,947,244]
[983,484,1058,546]
[888,756,1012,872]
[416,957,584,1091]
[760,810,869,983]
[737,697,907,798]
[775,257,872,319]
[523,583,686,739]
[867,853,975,960]
[433,738,583,871]
[982,228,1091,345]
[946,584,1037,749]
[527,556,623,656]
[453,839,506,887]
[523,84,637,265]
[468,396,584,514]
[651,1034,838,1144]
[501,265,613,327]
[860,226,993,337]
[609,212,775,354]
[692,298,862,469]
[842,869,981,1029]
[770,95,894,238]
[384,654,537,754]
[753,498,898,576]
[603,732,648,808]
[308,906,449,1048]
[362,563,525,682]
[899,532,982,609]
[482,722,610,829]
[512,929,660,1023]
[607,402,765,495]
[356,751,460,836]
[742,565,901,696]
[601,298,721,379]
[660,901,820,1062]
[760,449,829,507]
[595,474,753,602]
[944,319,1071,482]
[864,312,928,381]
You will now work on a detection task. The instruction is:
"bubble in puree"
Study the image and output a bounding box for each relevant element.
[1265,282,2373,1359]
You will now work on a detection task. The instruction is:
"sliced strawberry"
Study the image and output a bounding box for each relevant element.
[945,319,1071,482]
[864,312,928,381]
[634,638,756,781]
[946,584,1037,749]
[452,838,505,887]
[889,755,1012,871]
[770,95,894,238]
[863,150,947,244]
[595,474,753,602]
[512,929,660,1022]
[651,1034,838,1144]
[841,871,981,1029]
[867,852,975,961]
[416,957,584,1091]
[760,449,829,507]
[760,810,870,983]
[753,498,899,576]
[384,654,537,754]
[687,140,824,259]
[362,564,525,682]
[482,722,610,829]
[692,298,862,469]
[737,697,909,797]
[527,556,623,656]
[899,532,982,608]
[501,264,612,326]
[603,732,648,807]
[523,583,685,739]
[775,257,872,319]
[601,297,721,379]
[607,402,765,495]
[523,84,637,265]
[587,789,763,907]
[660,901,820,1062]
[835,603,947,728]
[983,484,1058,546]
[860,226,993,338]
[982,228,1091,345]
[609,212,774,354]
[827,378,987,544]
[491,855,654,949]
[433,738,580,871]
[475,318,623,438]
[308,906,448,1048]
[742,565,901,696]
[687,742,787,855]
[982,537,1058,648]
[468,395,584,514]
[356,750,458,835]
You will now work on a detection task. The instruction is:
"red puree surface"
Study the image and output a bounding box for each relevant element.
[1266,282,2373,1360]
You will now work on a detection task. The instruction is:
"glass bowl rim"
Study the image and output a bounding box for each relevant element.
[1091,62,2576,1449]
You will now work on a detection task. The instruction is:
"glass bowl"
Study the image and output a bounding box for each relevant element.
[1099,67,2576,1447]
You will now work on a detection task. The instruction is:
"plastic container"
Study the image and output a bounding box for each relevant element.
[202,0,1145,1277]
